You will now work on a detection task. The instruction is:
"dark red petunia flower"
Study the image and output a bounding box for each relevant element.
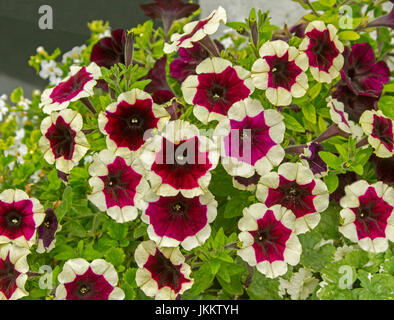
[98,89,169,158]
[339,180,394,253]
[141,191,217,249]
[135,241,193,299]
[340,43,390,98]
[91,29,126,68]
[140,0,199,35]
[301,142,328,177]
[0,254,21,299]
[257,163,329,234]
[237,203,302,278]
[371,155,394,186]
[182,57,254,123]
[299,21,344,83]
[56,259,124,300]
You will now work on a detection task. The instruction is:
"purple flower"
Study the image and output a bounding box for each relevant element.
[141,56,175,105]
[330,171,358,203]
[340,43,390,98]
[366,6,394,29]
[372,155,394,186]
[140,0,199,36]
[169,41,223,83]
[91,29,126,68]
[289,23,306,38]
[300,142,328,178]
[36,209,60,253]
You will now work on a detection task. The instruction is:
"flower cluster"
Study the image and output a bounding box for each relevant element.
[2,0,393,301]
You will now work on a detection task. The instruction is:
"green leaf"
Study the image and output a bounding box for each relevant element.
[338,30,360,41]
[107,221,128,240]
[223,194,248,218]
[105,247,125,267]
[378,96,394,119]
[55,186,73,223]
[133,223,148,239]
[302,104,317,124]
[188,263,215,296]
[308,82,322,100]
[247,272,281,300]
[10,87,24,103]
[123,268,138,288]
[324,174,339,194]
[283,113,305,132]
[319,151,343,170]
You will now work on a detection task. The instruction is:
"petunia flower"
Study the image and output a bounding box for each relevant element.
[339,180,394,253]
[135,240,193,300]
[36,209,61,254]
[256,162,329,234]
[332,84,379,122]
[237,203,302,279]
[300,142,328,178]
[182,57,254,124]
[164,6,227,53]
[340,43,390,98]
[141,56,175,105]
[90,29,126,68]
[55,258,125,300]
[40,63,102,114]
[328,97,363,138]
[233,173,261,192]
[140,0,200,36]
[214,98,285,177]
[39,109,90,174]
[299,21,344,83]
[169,41,223,83]
[330,171,358,203]
[88,149,149,223]
[360,110,393,158]
[0,189,45,248]
[0,244,30,300]
[139,120,219,198]
[141,191,217,250]
[251,40,309,106]
[98,89,170,159]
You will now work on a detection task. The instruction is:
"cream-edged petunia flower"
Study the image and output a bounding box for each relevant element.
[135,241,193,300]
[39,109,90,174]
[256,162,329,235]
[214,98,285,177]
[251,40,309,106]
[359,110,393,158]
[40,62,101,114]
[88,149,149,223]
[0,243,30,300]
[55,258,125,300]
[182,57,254,124]
[140,190,217,250]
[299,21,344,83]
[339,180,393,253]
[138,120,219,198]
[237,203,302,279]
[98,89,170,160]
[0,189,45,248]
[164,6,227,53]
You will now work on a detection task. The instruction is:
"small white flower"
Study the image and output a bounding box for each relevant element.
[39,60,63,84]
[283,268,319,300]
[62,45,87,64]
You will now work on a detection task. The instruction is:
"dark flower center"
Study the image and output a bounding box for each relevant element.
[170,201,188,217]
[210,84,226,100]
[4,211,22,229]
[78,284,91,296]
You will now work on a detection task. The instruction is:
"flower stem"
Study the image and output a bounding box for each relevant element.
[314,124,350,143]
[80,97,97,115]
[304,0,320,16]
[285,144,307,155]
[356,136,368,148]
[199,35,221,57]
